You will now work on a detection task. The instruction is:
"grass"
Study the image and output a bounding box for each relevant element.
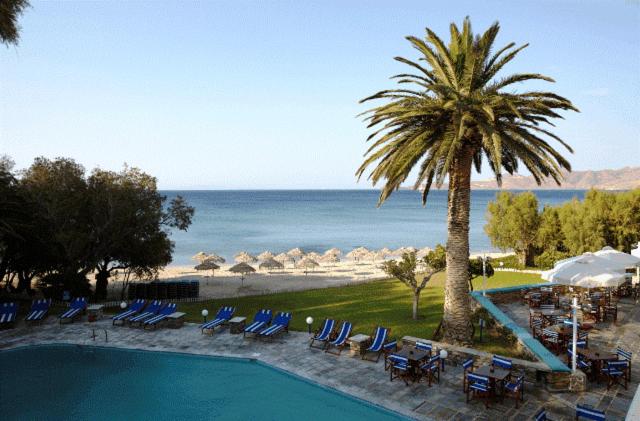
[176,271,543,357]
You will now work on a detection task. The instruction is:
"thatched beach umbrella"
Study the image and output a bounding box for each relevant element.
[370,251,387,261]
[205,253,226,264]
[259,258,284,271]
[275,252,293,268]
[379,247,392,257]
[298,257,319,275]
[346,247,369,262]
[417,247,432,258]
[305,252,322,260]
[287,247,304,262]
[234,251,257,264]
[195,261,220,277]
[320,253,340,266]
[229,262,256,286]
[324,248,342,256]
[257,251,274,261]
[192,251,208,263]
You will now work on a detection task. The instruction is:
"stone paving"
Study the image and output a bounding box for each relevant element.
[499,297,640,420]
[1,307,637,420]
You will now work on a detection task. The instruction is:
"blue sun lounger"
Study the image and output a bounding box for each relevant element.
[0,302,18,327]
[201,306,235,334]
[258,312,292,340]
[362,326,390,362]
[325,321,352,355]
[143,303,177,330]
[309,318,335,348]
[128,300,162,326]
[25,298,51,323]
[59,297,87,324]
[112,299,146,326]
[243,309,272,338]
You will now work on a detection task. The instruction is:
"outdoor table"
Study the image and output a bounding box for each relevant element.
[474,365,511,401]
[167,311,186,328]
[87,304,104,322]
[550,324,575,348]
[577,347,618,381]
[347,334,371,356]
[536,309,567,324]
[393,347,430,382]
[229,316,246,334]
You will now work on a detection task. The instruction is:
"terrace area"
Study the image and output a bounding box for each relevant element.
[1,302,637,420]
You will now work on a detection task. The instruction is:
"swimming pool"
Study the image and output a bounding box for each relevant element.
[0,345,407,420]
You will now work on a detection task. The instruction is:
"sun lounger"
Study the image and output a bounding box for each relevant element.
[362,326,390,362]
[59,297,87,324]
[112,299,146,326]
[201,306,235,334]
[325,321,352,355]
[309,318,336,349]
[128,300,162,326]
[143,303,177,330]
[258,312,292,340]
[0,302,18,327]
[243,309,273,338]
[25,298,51,323]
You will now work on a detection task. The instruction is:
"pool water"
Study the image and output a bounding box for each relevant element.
[0,345,406,420]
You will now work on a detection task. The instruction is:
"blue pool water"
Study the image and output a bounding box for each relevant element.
[163,189,585,265]
[0,345,406,420]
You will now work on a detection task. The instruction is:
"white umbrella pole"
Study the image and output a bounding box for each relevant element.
[571,296,578,373]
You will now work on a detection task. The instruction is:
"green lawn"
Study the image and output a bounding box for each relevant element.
[176,271,542,357]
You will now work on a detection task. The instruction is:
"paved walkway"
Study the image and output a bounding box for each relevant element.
[499,297,640,420]
[1,310,636,420]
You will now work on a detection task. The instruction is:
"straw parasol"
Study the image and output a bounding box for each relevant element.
[257,251,274,261]
[274,252,293,267]
[205,253,225,264]
[229,262,256,285]
[305,251,322,260]
[259,258,284,271]
[192,252,208,263]
[378,247,392,257]
[370,251,387,261]
[324,248,342,256]
[404,246,418,254]
[287,247,304,262]
[346,247,369,262]
[195,261,220,277]
[234,251,257,264]
[320,253,340,265]
[297,257,319,275]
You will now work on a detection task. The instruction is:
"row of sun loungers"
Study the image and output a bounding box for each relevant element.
[112,299,178,329]
[198,307,293,340]
[1,298,55,327]
[309,319,393,362]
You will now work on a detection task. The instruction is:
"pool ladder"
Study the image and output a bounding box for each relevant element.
[91,328,108,343]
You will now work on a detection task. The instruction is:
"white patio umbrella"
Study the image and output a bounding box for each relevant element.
[632,242,640,259]
[594,246,640,270]
[542,253,627,288]
[234,251,257,264]
[257,251,274,261]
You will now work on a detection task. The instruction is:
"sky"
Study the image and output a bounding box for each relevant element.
[1,0,639,189]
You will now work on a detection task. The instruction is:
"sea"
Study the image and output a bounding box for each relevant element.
[162,189,585,266]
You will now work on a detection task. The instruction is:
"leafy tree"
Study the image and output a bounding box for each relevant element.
[536,205,565,252]
[0,0,30,46]
[357,18,576,344]
[381,248,446,320]
[468,256,494,291]
[88,166,194,299]
[485,191,540,267]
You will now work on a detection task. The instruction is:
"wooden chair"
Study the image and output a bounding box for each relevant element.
[461,358,474,392]
[602,360,628,390]
[504,375,524,408]
[382,340,398,371]
[466,373,492,408]
[388,354,411,385]
[420,355,440,387]
[616,347,632,382]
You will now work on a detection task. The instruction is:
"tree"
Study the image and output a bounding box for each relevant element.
[468,257,494,291]
[536,205,565,253]
[87,166,194,299]
[357,18,576,344]
[0,0,30,46]
[485,191,540,266]
[381,247,446,320]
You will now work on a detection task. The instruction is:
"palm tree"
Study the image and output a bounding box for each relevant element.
[0,0,30,46]
[357,18,577,344]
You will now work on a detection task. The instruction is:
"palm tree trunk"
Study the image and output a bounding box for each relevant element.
[443,148,473,345]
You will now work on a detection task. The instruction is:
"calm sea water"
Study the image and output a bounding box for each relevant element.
[163,189,585,265]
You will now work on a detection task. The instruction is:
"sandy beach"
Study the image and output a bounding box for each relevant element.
[105,251,513,300]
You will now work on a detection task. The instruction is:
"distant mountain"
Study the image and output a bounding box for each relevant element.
[468,167,640,190]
